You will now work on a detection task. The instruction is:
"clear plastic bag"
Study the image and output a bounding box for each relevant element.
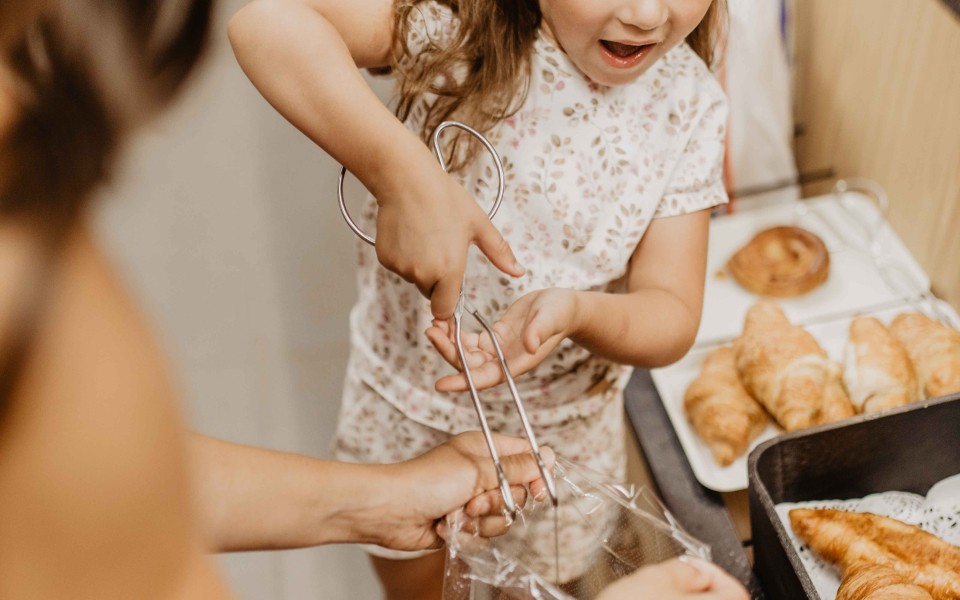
[441,457,711,600]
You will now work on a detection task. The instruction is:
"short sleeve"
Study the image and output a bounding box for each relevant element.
[654,83,729,218]
[396,1,459,71]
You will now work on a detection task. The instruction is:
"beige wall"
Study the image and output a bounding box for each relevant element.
[793,0,960,307]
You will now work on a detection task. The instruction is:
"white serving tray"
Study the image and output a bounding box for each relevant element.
[650,187,960,492]
[694,190,931,348]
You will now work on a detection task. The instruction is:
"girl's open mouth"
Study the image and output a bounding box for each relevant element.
[598,40,656,69]
[601,40,644,57]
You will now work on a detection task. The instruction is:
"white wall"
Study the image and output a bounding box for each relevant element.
[94,2,381,597]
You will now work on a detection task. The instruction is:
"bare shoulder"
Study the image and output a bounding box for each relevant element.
[0,224,218,599]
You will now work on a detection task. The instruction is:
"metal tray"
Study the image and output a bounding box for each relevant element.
[747,393,960,600]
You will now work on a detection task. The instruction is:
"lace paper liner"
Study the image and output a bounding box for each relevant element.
[774,473,960,600]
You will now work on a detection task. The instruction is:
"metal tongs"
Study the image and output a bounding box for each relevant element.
[337,121,558,515]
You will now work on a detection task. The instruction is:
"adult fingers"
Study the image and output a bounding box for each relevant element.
[679,558,749,600]
[464,484,528,518]
[472,218,524,278]
[475,515,513,538]
[666,557,715,592]
[488,431,534,455]
[499,446,555,488]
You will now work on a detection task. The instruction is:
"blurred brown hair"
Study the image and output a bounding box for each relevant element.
[0,0,213,415]
[390,0,727,170]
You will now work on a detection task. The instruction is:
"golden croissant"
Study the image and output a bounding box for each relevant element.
[837,562,934,600]
[890,312,960,399]
[843,316,919,413]
[789,508,960,600]
[683,346,768,466]
[735,302,854,431]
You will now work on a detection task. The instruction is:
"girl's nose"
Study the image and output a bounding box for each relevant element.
[616,0,668,31]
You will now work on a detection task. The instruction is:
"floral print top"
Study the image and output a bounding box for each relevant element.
[345,2,728,434]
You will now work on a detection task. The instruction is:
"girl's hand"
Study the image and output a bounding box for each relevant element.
[425,288,579,392]
[372,431,555,551]
[597,558,749,600]
[373,162,524,321]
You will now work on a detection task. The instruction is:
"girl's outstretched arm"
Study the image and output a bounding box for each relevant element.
[428,209,711,391]
[227,0,523,320]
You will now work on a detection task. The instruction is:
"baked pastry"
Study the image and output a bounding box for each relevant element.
[727,226,830,297]
[836,562,934,600]
[734,302,854,431]
[843,316,920,413]
[890,312,960,399]
[683,346,769,466]
[789,508,960,600]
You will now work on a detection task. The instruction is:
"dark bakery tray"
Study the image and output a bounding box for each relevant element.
[747,393,960,600]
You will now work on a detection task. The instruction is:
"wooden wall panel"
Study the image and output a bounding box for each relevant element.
[793,0,960,307]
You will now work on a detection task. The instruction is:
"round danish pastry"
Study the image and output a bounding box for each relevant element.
[727,226,829,297]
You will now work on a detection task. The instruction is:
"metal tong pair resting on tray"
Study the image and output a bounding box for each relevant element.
[338,121,558,515]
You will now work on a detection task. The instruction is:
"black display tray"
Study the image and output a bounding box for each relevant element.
[747,393,960,600]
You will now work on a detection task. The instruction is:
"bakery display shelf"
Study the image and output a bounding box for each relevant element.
[649,180,960,492]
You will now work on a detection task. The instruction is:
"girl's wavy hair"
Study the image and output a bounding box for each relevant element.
[0,0,213,413]
[389,0,727,170]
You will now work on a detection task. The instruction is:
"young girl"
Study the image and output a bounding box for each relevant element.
[230,0,727,597]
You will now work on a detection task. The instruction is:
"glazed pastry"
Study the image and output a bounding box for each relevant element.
[735,302,854,430]
[843,316,920,413]
[836,562,934,600]
[890,313,960,399]
[727,226,830,297]
[683,346,769,466]
[789,508,960,600]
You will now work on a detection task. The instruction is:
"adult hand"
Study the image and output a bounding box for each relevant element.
[426,288,578,392]
[371,431,554,551]
[373,162,523,321]
[597,557,749,600]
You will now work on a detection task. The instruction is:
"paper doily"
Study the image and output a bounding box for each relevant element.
[774,473,960,599]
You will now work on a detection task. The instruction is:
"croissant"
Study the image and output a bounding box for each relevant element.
[683,346,769,466]
[735,302,854,431]
[789,508,960,600]
[836,562,934,600]
[843,316,920,413]
[890,313,960,399]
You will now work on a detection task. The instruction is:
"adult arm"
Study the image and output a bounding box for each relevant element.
[191,430,553,552]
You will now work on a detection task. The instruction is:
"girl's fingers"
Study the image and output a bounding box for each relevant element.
[429,273,464,321]
[436,360,505,391]
[473,218,525,278]
[426,327,487,369]
[425,327,460,367]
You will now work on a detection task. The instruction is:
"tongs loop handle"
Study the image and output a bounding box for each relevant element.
[337,121,505,246]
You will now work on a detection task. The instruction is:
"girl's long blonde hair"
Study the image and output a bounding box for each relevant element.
[390,0,727,167]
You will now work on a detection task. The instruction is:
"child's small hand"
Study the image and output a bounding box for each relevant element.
[373,164,524,321]
[425,288,579,392]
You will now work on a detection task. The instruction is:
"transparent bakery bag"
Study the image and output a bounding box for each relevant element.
[441,456,711,599]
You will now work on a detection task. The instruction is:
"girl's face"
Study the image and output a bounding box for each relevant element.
[538,0,714,86]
